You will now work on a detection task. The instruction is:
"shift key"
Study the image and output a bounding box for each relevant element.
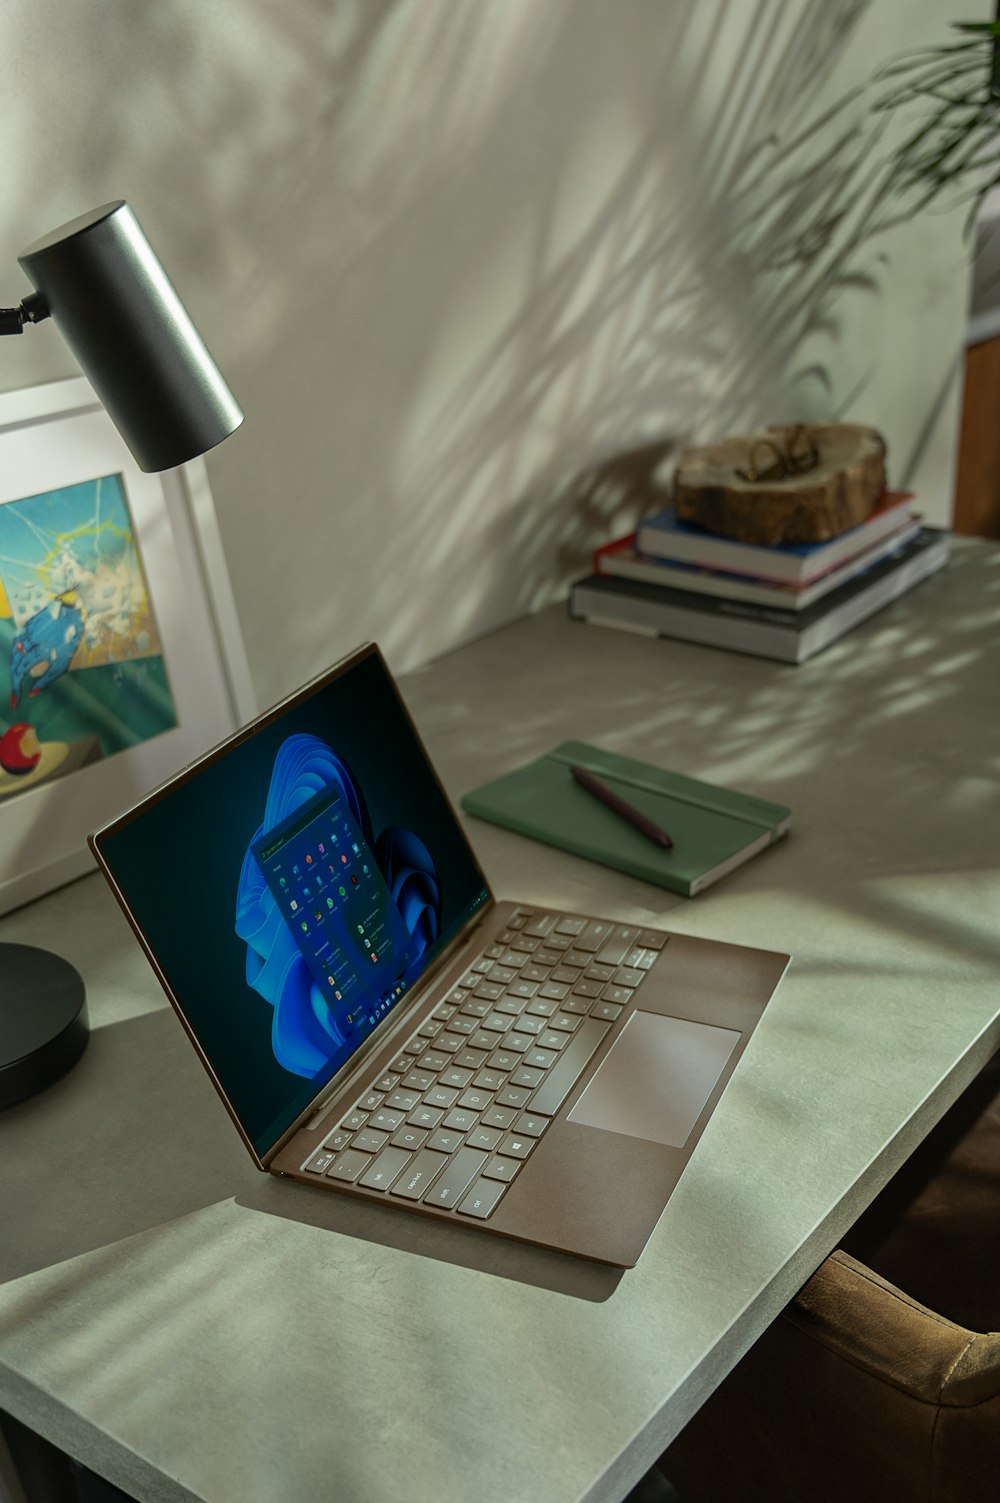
[530,1019,610,1115]
[423,1147,488,1208]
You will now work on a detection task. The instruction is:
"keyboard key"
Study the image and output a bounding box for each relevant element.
[459,998,491,1018]
[554,916,586,935]
[498,1133,535,1160]
[458,1087,493,1112]
[423,1147,489,1208]
[444,1016,477,1035]
[480,1104,517,1129]
[370,1108,405,1132]
[524,1047,557,1070]
[561,995,591,1015]
[510,1064,544,1089]
[549,1013,580,1034]
[389,1149,450,1200]
[326,1149,373,1182]
[522,913,555,937]
[491,965,517,984]
[435,1035,462,1054]
[481,1155,520,1183]
[402,1070,434,1092]
[513,1015,543,1035]
[503,1033,532,1053]
[487,1049,518,1072]
[386,1089,420,1111]
[474,981,504,1000]
[496,1084,531,1108]
[638,930,667,950]
[514,1113,549,1138]
[510,936,539,953]
[418,1051,448,1072]
[323,1129,353,1153]
[427,1128,465,1154]
[457,1176,508,1219]
[440,1066,474,1089]
[354,1128,390,1154]
[454,1046,490,1070]
[576,920,615,952]
[495,997,526,1017]
[521,964,549,982]
[529,1019,610,1115]
[466,1124,504,1152]
[358,1091,385,1112]
[536,1030,568,1051]
[423,1084,460,1110]
[304,1149,337,1174]
[391,1125,428,1151]
[374,1073,398,1092]
[481,1013,508,1033]
[432,1002,457,1021]
[360,1146,412,1191]
[472,1069,506,1092]
[624,948,657,972]
[596,927,640,966]
[550,966,579,985]
[591,1001,623,1022]
[601,984,634,1006]
[525,997,558,1018]
[408,1104,445,1130]
[613,967,645,989]
[443,1107,479,1132]
[340,1110,368,1132]
[571,979,603,999]
[469,1030,498,1052]
[584,962,615,983]
[539,981,569,1001]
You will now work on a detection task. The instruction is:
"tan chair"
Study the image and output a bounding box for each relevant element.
[659,1050,1000,1503]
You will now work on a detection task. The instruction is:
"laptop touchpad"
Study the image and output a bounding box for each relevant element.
[567,1011,741,1148]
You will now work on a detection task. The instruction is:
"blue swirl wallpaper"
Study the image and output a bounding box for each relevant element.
[235,732,442,1079]
[97,648,489,1158]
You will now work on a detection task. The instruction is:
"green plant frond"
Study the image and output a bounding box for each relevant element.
[952,20,1000,36]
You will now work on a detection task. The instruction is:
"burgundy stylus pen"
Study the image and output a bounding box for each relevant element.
[569,765,674,849]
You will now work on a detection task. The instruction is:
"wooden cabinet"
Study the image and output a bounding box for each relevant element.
[954,333,1000,538]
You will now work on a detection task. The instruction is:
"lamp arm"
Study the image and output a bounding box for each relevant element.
[0,291,50,334]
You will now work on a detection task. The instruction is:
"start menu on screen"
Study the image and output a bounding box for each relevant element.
[251,780,418,1050]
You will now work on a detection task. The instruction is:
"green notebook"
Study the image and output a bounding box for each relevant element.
[460,740,790,897]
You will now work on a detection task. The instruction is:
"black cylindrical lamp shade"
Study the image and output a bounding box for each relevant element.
[18,201,243,472]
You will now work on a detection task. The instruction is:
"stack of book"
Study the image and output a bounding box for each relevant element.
[568,492,949,664]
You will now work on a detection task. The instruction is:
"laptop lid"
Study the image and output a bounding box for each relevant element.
[90,644,493,1167]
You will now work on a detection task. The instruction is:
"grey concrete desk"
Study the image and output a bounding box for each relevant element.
[2,539,998,1503]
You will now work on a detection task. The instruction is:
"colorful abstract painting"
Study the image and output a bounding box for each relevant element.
[0,474,177,800]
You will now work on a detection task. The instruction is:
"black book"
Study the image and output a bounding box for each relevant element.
[568,529,950,664]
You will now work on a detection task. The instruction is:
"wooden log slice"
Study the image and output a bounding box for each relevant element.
[674,423,886,546]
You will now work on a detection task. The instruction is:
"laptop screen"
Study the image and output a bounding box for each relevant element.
[94,645,492,1161]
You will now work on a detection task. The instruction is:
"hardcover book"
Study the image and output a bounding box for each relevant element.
[636,491,915,584]
[570,528,949,665]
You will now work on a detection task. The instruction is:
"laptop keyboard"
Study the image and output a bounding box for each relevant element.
[300,907,665,1219]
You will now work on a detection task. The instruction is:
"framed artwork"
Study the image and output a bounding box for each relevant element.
[0,375,256,915]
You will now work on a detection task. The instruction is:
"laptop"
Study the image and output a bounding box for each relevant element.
[90,643,789,1266]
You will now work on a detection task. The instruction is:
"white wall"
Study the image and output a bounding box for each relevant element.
[2,0,982,710]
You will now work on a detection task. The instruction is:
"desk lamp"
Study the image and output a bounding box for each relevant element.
[0,200,243,1108]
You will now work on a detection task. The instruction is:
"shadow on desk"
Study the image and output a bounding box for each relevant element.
[2,1008,259,1287]
[237,1170,623,1303]
[3,1007,621,1302]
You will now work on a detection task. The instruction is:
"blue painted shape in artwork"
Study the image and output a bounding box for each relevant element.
[9,599,84,709]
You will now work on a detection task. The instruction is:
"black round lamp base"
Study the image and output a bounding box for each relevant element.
[1,944,88,1111]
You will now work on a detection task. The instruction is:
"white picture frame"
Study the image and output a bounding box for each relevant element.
[0,375,255,915]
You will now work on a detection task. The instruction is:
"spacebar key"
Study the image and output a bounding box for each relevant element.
[529,1019,610,1116]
